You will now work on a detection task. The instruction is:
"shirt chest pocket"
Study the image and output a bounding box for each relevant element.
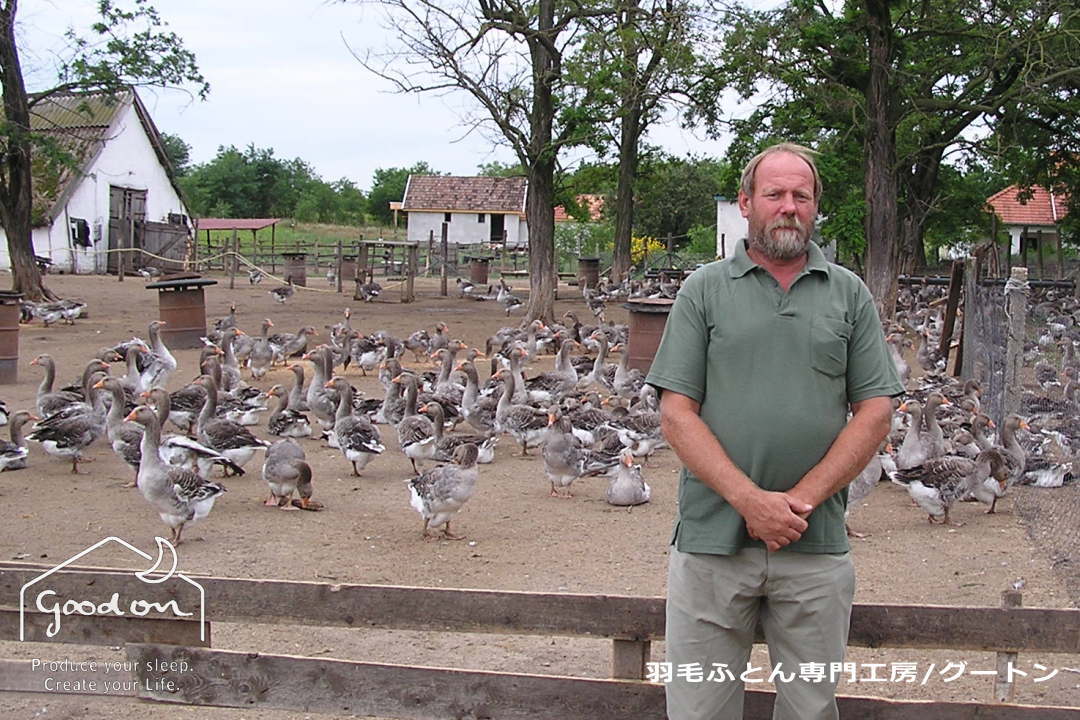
[810,315,852,377]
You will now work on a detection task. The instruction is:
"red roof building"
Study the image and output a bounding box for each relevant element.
[554,194,605,223]
[985,185,1069,255]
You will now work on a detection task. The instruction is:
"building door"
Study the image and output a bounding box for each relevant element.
[107,186,147,273]
[489,214,504,245]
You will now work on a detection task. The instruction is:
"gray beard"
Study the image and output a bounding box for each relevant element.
[748,220,811,261]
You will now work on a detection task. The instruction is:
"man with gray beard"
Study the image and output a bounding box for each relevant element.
[646,143,903,719]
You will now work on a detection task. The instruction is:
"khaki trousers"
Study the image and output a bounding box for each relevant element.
[665,546,855,720]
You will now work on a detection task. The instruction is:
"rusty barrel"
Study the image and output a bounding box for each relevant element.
[623,297,675,373]
[0,291,23,384]
[340,255,357,284]
[282,252,307,287]
[578,257,600,290]
[145,276,218,349]
[470,256,491,284]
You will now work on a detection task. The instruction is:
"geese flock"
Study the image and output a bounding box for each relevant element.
[6,270,1074,546]
[847,281,1078,536]
[2,295,661,545]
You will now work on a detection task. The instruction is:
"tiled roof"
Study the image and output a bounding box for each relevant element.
[402,176,526,214]
[986,185,1069,226]
[555,194,605,222]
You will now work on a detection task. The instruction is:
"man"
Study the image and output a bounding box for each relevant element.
[645,142,903,720]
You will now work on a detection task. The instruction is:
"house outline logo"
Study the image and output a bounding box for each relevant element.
[18,536,206,642]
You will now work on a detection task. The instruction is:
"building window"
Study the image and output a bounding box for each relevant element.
[444,212,452,223]
[478,213,486,223]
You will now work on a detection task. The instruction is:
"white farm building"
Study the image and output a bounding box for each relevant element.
[0,88,191,274]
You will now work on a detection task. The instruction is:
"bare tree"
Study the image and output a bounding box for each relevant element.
[356,0,612,322]
[0,0,206,300]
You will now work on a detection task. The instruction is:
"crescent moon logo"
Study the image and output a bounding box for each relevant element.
[135,537,178,583]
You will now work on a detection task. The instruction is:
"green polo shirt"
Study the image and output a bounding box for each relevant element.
[646,239,903,555]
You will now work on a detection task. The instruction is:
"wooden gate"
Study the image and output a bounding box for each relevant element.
[139,221,188,271]
[107,186,147,273]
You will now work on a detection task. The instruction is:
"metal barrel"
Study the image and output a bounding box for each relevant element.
[624,298,674,373]
[157,286,209,349]
[282,253,307,287]
[340,256,357,284]
[578,257,600,290]
[470,257,490,284]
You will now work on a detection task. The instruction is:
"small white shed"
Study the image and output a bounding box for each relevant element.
[0,88,191,274]
[714,194,744,259]
[401,176,528,249]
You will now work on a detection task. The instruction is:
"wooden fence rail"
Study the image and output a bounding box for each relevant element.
[1,563,1078,719]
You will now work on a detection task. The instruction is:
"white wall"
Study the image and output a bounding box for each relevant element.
[0,99,189,273]
[406,211,529,248]
[715,197,744,259]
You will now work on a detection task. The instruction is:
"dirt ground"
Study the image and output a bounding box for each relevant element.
[1,272,1078,719]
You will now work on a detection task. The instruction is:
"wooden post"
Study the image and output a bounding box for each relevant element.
[229,229,238,290]
[1036,229,1045,279]
[1021,226,1029,268]
[118,213,130,282]
[1002,266,1028,423]
[404,244,417,303]
[358,241,369,290]
[440,222,449,297]
[994,589,1023,702]
[270,223,276,274]
[611,639,650,680]
[427,230,434,275]
[336,238,343,293]
[936,260,964,366]
[1056,229,1064,281]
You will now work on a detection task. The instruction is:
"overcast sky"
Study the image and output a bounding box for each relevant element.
[18,0,732,192]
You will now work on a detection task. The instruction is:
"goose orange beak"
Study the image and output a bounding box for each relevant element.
[124,409,140,422]
[324,380,335,389]
[92,378,107,389]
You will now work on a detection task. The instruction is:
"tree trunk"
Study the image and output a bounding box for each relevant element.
[0,0,54,301]
[523,0,557,323]
[610,0,642,284]
[611,110,640,283]
[861,0,900,318]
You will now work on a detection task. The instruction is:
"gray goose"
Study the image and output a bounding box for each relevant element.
[139,320,177,391]
[455,359,498,434]
[494,370,548,456]
[0,411,36,471]
[892,449,1009,526]
[248,319,275,379]
[31,356,108,418]
[126,406,227,544]
[325,377,384,476]
[606,448,651,507]
[97,377,145,485]
[194,375,270,473]
[269,325,318,366]
[393,373,437,473]
[266,384,313,438]
[262,439,319,510]
[420,401,498,464]
[408,442,480,540]
[27,381,107,473]
[142,388,245,478]
[541,409,620,498]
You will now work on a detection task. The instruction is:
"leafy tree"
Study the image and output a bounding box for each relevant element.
[358,0,612,322]
[477,160,525,177]
[632,152,727,242]
[367,162,439,225]
[0,0,208,300]
[714,0,1080,316]
[569,0,707,280]
[159,131,191,176]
